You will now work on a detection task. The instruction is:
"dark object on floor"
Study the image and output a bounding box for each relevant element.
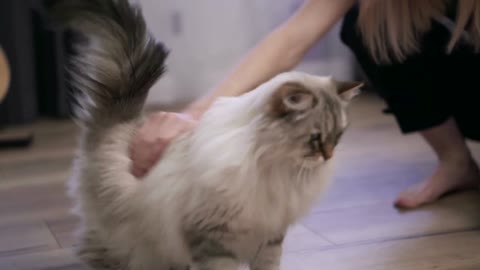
[0,129,34,149]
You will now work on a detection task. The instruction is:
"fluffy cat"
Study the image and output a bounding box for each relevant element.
[49,0,362,269]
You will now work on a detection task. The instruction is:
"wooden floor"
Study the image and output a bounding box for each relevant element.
[1,93,480,270]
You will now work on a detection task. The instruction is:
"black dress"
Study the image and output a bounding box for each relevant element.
[340,3,480,141]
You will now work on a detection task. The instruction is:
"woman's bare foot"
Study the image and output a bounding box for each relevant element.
[394,118,480,209]
[394,156,480,209]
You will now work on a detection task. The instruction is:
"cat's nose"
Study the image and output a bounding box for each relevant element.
[322,144,334,160]
[307,133,335,161]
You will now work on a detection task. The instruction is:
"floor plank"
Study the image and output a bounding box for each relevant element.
[303,191,480,244]
[0,249,86,270]
[280,231,480,270]
[283,224,333,253]
[45,216,80,249]
[0,221,58,257]
[0,180,72,224]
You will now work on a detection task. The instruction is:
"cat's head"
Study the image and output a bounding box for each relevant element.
[253,71,362,167]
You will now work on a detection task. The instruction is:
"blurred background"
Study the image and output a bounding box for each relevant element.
[0,0,361,130]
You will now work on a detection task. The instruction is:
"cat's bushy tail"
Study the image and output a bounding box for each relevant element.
[44,0,167,221]
[47,0,168,127]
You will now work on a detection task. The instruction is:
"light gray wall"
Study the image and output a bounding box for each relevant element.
[138,0,355,106]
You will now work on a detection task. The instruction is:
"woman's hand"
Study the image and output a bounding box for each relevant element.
[130,112,197,178]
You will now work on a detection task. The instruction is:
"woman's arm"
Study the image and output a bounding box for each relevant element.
[185,0,356,119]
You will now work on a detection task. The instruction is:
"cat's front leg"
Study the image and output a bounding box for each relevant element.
[195,257,240,270]
[190,237,241,270]
[250,236,284,270]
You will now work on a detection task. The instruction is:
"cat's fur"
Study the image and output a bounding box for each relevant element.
[49,0,362,269]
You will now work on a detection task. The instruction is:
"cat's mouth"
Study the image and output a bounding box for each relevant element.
[305,133,333,161]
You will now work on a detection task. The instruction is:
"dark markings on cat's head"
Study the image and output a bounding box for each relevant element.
[270,82,318,118]
[259,74,363,166]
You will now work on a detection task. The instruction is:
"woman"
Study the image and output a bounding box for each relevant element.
[130,0,480,209]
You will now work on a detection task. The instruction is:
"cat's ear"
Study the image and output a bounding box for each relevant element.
[334,80,364,101]
[270,82,317,117]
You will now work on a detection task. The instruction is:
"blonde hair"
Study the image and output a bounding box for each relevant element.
[358,0,480,63]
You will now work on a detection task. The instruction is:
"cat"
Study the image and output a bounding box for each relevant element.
[48,0,362,269]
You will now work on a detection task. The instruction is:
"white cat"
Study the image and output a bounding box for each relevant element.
[51,0,362,269]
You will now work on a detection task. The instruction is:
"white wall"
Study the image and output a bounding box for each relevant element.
[138,0,355,107]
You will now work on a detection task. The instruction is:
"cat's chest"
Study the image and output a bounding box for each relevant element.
[185,208,285,263]
[185,178,322,262]
[221,194,294,246]
[211,223,284,261]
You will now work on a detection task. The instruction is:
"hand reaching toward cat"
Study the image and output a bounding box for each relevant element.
[130,112,197,178]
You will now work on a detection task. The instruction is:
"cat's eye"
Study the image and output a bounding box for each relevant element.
[283,91,315,111]
[287,93,303,104]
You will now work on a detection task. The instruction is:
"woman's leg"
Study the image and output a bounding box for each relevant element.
[340,6,479,209]
[394,118,479,209]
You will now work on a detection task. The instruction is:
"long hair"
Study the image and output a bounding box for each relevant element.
[358,0,480,63]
